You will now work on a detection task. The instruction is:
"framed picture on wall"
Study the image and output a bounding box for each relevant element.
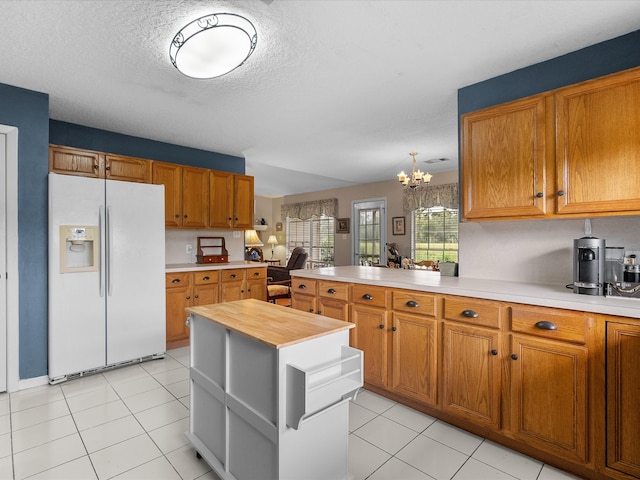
[392,216,405,235]
[336,218,350,233]
[276,222,283,231]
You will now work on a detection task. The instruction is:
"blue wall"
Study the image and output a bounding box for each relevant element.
[0,83,50,379]
[458,29,640,114]
[50,121,244,172]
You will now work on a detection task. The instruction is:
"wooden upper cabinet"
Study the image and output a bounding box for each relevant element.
[49,145,103,178]
[104,154,151,183]
[461,94,547,220]
[153,162,183,227]
[555,67,640,215]
[233,174,254,229]
[209,170,234,229]
[181,166,209,228]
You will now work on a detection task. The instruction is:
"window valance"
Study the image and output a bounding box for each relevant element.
[403,183,459,213]
[281,198,338,221]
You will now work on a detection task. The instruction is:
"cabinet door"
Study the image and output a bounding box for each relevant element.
[165,285,191,347]
[461,95,547,220]
[391,312,438,406]
[555,67,640,215]
[292,293,316,314]
[442,321,501,429]
[153,162,183,227]
[606,322,640,477]
[351,304,389,389]
[182,166,209,228]
[209,170,234,229]
[233,174,254,229]
[49,145,103,178]
[246,277,267,301]
[193,284,219,306]
[318,298,349,321]
[220,281,244,302]
[510,334,587,462]
[104,154,151,183]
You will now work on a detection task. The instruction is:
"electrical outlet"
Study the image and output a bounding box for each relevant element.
[233,231,241,238]
[186,245,193,254]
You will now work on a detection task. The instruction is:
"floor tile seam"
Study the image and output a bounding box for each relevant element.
[141,361,186,376]
[83,430,150,456]
[418,429,485,458]
[59,373,110,399]
[379,411,431,435]
[350,429,421,457]
[11,422,81,455]
[15,433,89,479]
[365,455,439,480]
[464,453,535,480]
[9,410,72,434]
[9,395,67,414]
[19,455,96,480]
[152,374,190,404]
[109,378,166,398]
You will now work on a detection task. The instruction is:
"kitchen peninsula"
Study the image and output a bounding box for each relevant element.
[185,299,363,480]
[290,266,640,480]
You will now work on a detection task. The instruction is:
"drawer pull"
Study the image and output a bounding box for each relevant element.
[186,296,191,300]
[378,324,384,329]
[406,300,419,308]
[392,326,397,332]
[534,321,557,331]
[171,278,181,284]
[511,354,518,360]
[462,309,478,318]
[253,272,260,276]
[230,274,237,279]
[490,349,498,356]
[535,192,544,198]
[194,294,199,299]
[327,288,336,295]
[298,284,307,290]
[363,293,373,300]
[202,276,210,281]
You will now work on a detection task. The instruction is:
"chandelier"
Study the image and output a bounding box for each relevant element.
[397,152,432,189]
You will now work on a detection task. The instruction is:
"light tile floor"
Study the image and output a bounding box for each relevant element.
[0,347,582,480]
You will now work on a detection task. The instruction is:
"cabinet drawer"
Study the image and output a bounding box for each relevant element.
[511,305,587,344]
[221,269,245,282]
[166,272,191,288]
[193,270,219,285]
[292,278,316,295]
[352,284,388,309]
[318,281,349,301]
[443,296,502,328]
[392,290,436,316]
[246,267,266,280]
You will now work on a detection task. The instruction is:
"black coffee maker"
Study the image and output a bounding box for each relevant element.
[573,236,605,295]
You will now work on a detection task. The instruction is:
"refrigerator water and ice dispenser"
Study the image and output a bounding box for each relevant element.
[59,225,99,273]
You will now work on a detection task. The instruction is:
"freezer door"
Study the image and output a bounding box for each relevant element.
[105,180,166,364]
[48,174,107,379]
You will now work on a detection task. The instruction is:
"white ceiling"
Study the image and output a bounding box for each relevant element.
[1,1,639,197]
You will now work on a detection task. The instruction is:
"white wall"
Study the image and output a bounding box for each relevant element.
[459,216,640,285]
[165,229,245,264]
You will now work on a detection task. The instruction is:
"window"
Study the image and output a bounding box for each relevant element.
[286,216,335,267]
[411,206,458,263]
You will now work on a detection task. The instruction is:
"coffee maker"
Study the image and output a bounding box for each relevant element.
[573,236,605,295]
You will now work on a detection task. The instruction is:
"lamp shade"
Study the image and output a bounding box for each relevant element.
[267,235,278,246]
[245,229,263,247]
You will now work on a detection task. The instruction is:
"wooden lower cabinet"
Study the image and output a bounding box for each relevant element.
[165,272,195,349]
[291,278,317,313]
[220,268,266,302]
[442,321,501,428]
[317,281,350,321]
[606,321,640,478]
[351,303,389,389]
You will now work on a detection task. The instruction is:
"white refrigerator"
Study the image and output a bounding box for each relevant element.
[48,173,166,383]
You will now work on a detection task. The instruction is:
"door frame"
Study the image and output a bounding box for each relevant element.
[351,198,387,266]
[0,125,19,392]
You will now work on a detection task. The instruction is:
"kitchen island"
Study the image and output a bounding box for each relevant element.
[185,299,362,480]
[290,266,640,480]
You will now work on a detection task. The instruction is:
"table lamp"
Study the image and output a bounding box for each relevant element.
[245,229,263,261]
[267,235,278,259]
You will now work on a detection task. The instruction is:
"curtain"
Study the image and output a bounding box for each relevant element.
[281,198,338,220]
[403,183,458,213]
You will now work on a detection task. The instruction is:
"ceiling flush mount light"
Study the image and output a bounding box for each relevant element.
[397,152,432,190]
[170,13,257,79]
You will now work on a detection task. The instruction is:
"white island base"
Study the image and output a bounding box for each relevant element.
[186,299,363,480]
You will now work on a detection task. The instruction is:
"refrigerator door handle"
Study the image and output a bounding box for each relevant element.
[99,205,105,297]
[107,205,113,296]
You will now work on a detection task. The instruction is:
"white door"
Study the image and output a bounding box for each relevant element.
[352,199,386,266]
[0,134,7,391]
[105,180,165,364]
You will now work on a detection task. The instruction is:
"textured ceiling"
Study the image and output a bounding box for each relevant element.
[1,0,640,197]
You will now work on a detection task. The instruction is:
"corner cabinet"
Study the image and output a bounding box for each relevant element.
[461,65,640,221]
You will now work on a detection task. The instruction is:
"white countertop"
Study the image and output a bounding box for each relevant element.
[166,261,267,273]
[291,266,640,319]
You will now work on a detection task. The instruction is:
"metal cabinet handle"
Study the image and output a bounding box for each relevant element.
[93,164,99,170]
[462,309,478,318]
[534,320,557,330]
[105,166,111,171]
[253,272,260,276]
[308,308,314,313]
[184,215,188,218]
[391,326,397,332]
[406,300,419,308]
[202,276,210,281]
[230,274,237,279]
[557,190,565,196]
[535,192,544,198]
[378,324,384,329]
[186,296,191,300]
[298,284,307,290]
[511,354,518,360]
[363,294,373,300]
[172,278,181,284]
[194,294,199,299]
[491,349,498,356]
[327,288,336,294]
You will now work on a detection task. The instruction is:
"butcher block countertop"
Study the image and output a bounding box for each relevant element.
[291,266,640,320]
[186,299,355,348]
[166,261,266,273]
